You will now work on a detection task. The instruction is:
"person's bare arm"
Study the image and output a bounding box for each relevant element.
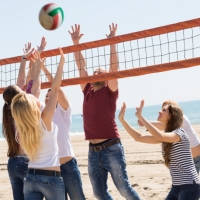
[31,51,46,98]
[69,24,88,91]
[42,65,69,110]
[41,48,65,130]
[119,102,161,144]
[26,37,47,87]
[136,100,181,143]
[107,23,118,92]
[138,119,165,131]
[17,43,34,89]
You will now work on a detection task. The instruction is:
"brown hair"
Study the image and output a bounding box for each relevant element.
[2,85,20,157]
[162,103,183,167]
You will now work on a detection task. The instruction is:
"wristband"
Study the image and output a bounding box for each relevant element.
[22,57,27,60]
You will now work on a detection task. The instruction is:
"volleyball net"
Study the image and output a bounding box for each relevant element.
[0,18,200,94]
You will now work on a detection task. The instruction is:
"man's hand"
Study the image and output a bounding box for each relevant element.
[106,23,117,38]
[37,37,47,54]
[23,42,34,59]
[68,24,84,45]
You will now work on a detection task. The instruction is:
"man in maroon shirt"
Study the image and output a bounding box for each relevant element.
[69,24,140,200]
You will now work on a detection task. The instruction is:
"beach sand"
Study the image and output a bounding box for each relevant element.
[1,125,200,200]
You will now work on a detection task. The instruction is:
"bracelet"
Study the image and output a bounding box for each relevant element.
[22,57,27,60]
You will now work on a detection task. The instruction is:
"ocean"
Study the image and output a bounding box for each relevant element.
[0,100,200,140]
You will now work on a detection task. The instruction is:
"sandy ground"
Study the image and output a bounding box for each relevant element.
[1,125,200,200]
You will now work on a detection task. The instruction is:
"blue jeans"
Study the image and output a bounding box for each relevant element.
[60,158,85,200]
[193,155,200,174]
[88,141,140,200]
[23,173,65,200]
[7,156,29,200]
[165,184,200,200]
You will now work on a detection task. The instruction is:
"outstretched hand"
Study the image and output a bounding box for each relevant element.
[118,102,126,121]
[135,100,144,119]
[31,51,46,68]
[23,42,34,59]
[106,23,117,38]
[68,24,84,45]
[37,37,47,54]
[59,47,65,65]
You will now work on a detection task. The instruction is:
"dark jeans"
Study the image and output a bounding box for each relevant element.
[165,184,200,200]
[60,158,85,200]
[7,156,29,200]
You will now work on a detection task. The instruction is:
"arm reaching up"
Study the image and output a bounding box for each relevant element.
[135,100,181,143]
[41,48,65,130]
[42,65,69,110]
[107,23,119,92]
[68,24,88,91]
[26,37,47,85]
[118,102,161,144]
[17,42,34,89]
[30,51,46,98]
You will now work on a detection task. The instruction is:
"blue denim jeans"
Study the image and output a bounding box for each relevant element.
[88,141,140,200]
[165,184,200,200]
[23,173,65,200]
[193,155,200,174]
[7,156,29,200]
[60,158,85,200]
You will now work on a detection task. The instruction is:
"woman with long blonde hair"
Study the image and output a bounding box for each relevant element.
[2,41,43,200]
[119,100,200,199]
[11,47,65,200]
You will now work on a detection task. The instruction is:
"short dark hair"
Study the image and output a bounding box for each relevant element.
[47,89,51,92]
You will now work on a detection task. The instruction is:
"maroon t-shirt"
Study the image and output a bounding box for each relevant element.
[83,83,120,140]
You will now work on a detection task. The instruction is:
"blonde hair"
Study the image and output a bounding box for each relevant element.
[11,93,42,161]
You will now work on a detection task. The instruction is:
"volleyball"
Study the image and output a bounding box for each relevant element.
[39,3,64,30]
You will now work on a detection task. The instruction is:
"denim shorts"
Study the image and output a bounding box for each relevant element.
[7,156,29,200]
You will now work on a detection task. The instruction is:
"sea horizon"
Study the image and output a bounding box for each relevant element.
[0,99,200,141]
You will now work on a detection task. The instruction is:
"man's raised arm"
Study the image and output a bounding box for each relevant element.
[69,24,88,91]
[107,23,118,92]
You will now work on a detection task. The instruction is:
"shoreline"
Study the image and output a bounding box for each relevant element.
[0,125,200,200]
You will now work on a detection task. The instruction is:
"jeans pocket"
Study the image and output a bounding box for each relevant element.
[106,143,123,153]
[38,177,56,189]
[16,164,28,178]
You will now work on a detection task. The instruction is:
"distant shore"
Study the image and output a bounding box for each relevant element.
[1,125,200,200]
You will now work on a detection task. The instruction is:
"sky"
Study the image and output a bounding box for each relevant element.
[0,0,200,117]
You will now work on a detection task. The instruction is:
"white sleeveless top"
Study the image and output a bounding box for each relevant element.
[52,104,74,158]
[28,119,60,168]
[182,115,200,148]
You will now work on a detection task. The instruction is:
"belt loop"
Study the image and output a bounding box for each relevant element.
[55,171,56,177]
[33,169,36,175]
